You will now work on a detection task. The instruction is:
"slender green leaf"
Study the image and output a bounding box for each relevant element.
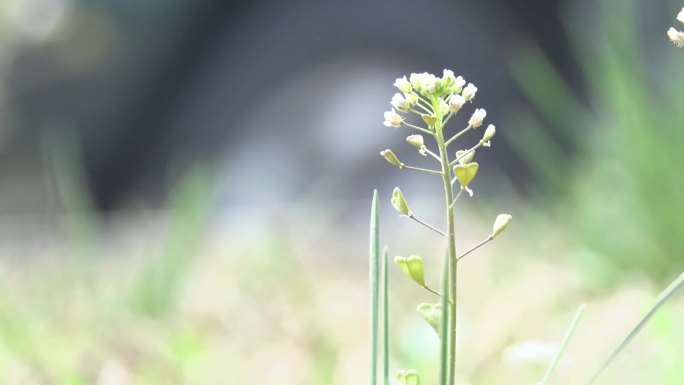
[540,304,586,385]
[370,190,380,385]
[586,270,684,385]
[383,246,390,385]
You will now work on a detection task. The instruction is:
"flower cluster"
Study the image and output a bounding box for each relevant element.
[383,70,484,129]
[381,70,497,198]
[667,6,684,47]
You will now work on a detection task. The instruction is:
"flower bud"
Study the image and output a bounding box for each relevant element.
[442,69,456,86]
[481,124,496,142]
[461,83,478,101]
[448,94,465,113]
[409,73,423,92]
[380,149,403,168]
[491,213,512,239]
[391,93,411,112]
[406,135,424,149]
[455,149,475,165]
[394,76,412,93]
[421,114,437,127]
[383,108,404,127]
[451,76,466,93]
[468,108,486,128]
[391,187,411,216]
[394,255,426,287]
[668,27,684,47]
[454,162,479,188]
[396,370,407,385]
[421,73,437,94]
[437,99,449,116]
[678,7,684,24]
[416,303,443,337]
[404,92,418,106]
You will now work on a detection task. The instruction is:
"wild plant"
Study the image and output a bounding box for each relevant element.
[369,67,684,385]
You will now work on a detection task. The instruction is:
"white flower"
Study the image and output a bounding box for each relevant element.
[391,93,411,112]
[452,76,466,93]
[442,69,456,85]
[409,73,423,91]
[394,76,412,93]
[678,7,684,24]
[421,73,437,94]
[383,108,404,127]
[409,72,437,94]
[448,94,466,113]
[668,27,684,47]
[437,98,449,116]
[404,92,418,106]
[468,108,486,128]
[462,83,478,101]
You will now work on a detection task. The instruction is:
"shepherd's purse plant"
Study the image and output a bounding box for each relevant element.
[369,64,684,385]
[374,70,511,385]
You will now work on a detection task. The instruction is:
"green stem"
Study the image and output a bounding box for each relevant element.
[445,125,473,147]
[403,122,434,135]
[434,99,458,385]
[401,164,443,176]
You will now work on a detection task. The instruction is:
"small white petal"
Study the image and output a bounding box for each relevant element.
[668,27,684,47]
[462,83,478,101]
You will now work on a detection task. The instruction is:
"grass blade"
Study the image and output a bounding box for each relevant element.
[540,304,586,385]
[370,190,380,385]
[439,251,450,385]
[586,270,684,385]
[383,246,390,385]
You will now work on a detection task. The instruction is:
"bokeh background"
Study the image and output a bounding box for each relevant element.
[0,0,683,384]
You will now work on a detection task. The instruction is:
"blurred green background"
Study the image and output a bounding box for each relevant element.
[0,0,683,384]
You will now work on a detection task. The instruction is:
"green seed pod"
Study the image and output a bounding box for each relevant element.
[405,369,421,385]
[482,124,496,142]
[393,255,426,287]
[406,135,424,149]
[455,149,475,165]
[391,187,411,216]
[421,114,437,127]
[380,149,404,169]
[396,370,408,385]
[491,213,512,239]
[453,162,479,188]
[416,303,443,337]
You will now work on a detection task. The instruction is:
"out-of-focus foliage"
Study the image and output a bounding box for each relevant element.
[508,0,684,283]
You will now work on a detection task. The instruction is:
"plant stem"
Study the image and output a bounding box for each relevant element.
[434,100,458,385]
[408,215,447,237]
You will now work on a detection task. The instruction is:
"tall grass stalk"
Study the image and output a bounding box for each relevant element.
[540,304,586,385]
[586,270,684,385]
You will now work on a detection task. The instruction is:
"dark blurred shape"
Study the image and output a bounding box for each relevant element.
[4,0,578,210]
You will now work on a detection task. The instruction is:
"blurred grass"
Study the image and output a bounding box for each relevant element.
[1,0,684,383]
[508,0,684,283]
